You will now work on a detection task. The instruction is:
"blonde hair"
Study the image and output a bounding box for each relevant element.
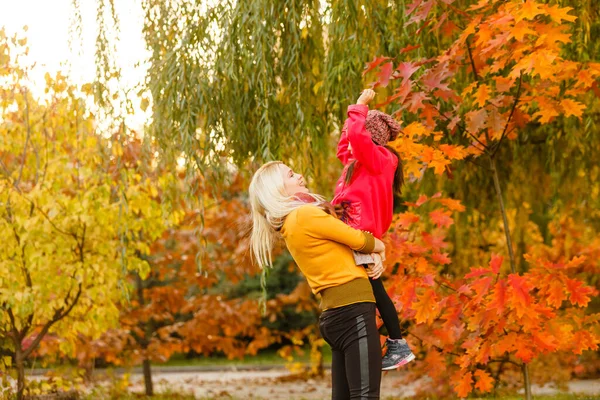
[249,161,323,269]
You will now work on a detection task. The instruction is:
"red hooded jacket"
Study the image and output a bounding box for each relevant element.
[331,104,398,239]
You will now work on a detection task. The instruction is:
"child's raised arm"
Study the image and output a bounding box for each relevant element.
[346,90,397,173]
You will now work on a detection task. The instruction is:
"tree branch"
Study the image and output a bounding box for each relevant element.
[16,88,33,187]
[491,74,523,158]
[466,39,479,82]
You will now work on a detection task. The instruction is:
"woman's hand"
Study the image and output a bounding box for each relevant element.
[366,253,385,279]
[357,89,376,105]
[373,237,385,254]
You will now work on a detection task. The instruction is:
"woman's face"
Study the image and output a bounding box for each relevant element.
[280,164,308,196]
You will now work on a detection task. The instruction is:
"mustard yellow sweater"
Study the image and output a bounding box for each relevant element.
[281,205,376,310]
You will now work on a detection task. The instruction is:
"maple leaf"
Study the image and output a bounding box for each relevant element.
[511,21,535,41]
[399,44,421,54]
[474,84,490,107]
[489,254,503,274]
[408,92,430,113]
[397,211,420,228]
[412,288,440,324]
[508,274,532,318]
[516,0,544,23]
[465,267,491,279]
[514,341,535,363]
[439,144,466,160]
[474,369,494,393]
[424,348,446,378]
[422,70,450,92]
[437,198,465,212]
[453,371,473,398]
[403,122,430,138]
[431,252,451,265]
[363,56,390,76]
[405,0,424,17]
[546,279,566,308]
[466,108,488,133]
[430,209,453,228]
[565,278,593,307]
[415,194,429,206]
[545,4,577,23]
[396,62,421,83]
[377,62,394,87]
[495,76,515,92]
[560,99,585,118]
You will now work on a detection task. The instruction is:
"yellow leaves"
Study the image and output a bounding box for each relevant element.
[438,144,466,160]
[474,84,489,107]
[511,21,535,41]
[312,80,323,95]
[560,99,585,118]
[403,121,430,138]
[515,0,544,23]
[413,288,440,325]
[532,97,558,123]
[545,5,576,23]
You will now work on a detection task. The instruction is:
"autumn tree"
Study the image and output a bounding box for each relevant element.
[361,0,600,398]
[0,31,165,400]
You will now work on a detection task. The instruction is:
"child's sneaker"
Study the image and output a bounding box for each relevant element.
[382,338,415,370]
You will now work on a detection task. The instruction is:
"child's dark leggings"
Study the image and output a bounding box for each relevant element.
[319,302,382,399]
[370,277,403,339]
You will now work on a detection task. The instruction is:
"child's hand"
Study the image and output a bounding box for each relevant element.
[357,89,376,105]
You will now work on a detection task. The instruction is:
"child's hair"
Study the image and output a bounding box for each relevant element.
[248,161,323,269]
[344,145,404,196]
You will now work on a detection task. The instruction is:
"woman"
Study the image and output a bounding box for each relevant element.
[249,161,385,399]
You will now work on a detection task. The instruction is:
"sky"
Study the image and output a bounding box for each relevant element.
[0,0,150,128]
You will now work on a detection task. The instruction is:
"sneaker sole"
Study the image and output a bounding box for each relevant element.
[382,353,416,371]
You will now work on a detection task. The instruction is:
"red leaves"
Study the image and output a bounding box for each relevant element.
[490,254,503,274]
[363,56,390,76]
[508,274,532,317]
[396,62,421,83]
[377,62,394,88]
[429,209,453,228]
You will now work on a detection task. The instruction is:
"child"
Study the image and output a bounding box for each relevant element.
[332,89,415,370]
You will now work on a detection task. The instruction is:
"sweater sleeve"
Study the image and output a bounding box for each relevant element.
[336,121,351,165]
[346,104,395,173]
[296,205,375,253]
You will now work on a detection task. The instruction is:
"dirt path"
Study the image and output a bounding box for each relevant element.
[119,369,600,399]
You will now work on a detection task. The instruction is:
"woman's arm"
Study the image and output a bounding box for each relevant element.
[296,205,381,254]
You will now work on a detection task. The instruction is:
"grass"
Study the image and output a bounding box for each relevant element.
[151,345,333,368]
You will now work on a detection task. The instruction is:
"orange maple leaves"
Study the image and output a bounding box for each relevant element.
[383,195,599,398]
[367,0,599,183]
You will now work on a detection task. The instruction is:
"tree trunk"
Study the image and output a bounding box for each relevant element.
[489,155,532,399]
[16,348,25,400]
[522,363,532,400]
[135,272,154,396]
[142,358,154,396]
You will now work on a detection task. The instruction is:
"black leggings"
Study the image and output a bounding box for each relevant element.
[370,277,403,339]
[319,302,381,400]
